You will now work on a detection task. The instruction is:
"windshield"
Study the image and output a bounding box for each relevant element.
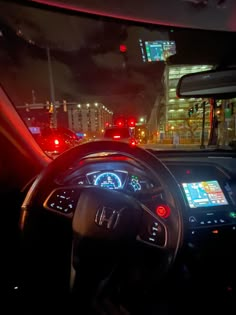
[1,1,236,155]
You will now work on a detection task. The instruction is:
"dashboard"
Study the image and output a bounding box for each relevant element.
[52,154,236,238]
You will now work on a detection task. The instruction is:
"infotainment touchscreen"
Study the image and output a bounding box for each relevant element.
[182,180,228,208]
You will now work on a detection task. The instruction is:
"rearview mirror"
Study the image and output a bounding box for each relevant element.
[176,68,236,99]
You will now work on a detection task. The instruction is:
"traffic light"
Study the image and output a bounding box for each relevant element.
[117,120,124,127]
[188,107,194,117]
[25,103,30,112]
[119,44,128,70]
[49,103,54,113]
[63,100,67,112]
[119,44,127,53]
[115,118,125,127]
[128,117,136,127]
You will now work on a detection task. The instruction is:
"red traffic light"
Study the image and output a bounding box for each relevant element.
[128,117,136,127]
[119,44,127,53]
[115,118,124,127]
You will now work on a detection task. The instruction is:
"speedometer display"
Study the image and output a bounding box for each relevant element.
[94,172,122,189]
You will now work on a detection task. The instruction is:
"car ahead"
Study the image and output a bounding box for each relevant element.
[1,1,236,315]
[104,126,138,146]
[31,127,81,155]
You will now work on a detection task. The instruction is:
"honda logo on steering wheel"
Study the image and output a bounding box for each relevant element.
[95,206,123,230]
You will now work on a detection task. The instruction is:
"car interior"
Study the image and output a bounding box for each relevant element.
[1,1,236,314]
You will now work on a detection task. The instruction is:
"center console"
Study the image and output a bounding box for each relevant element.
[164,161,236,300]
[165,162,236,234]
[182,179,236,231]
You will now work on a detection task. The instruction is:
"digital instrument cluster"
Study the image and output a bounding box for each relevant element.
[75,170,154,193]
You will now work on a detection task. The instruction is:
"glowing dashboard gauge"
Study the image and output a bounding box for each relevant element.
[94,172,122,189]
[129,175,142,192]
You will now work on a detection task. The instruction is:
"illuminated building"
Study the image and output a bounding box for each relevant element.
[161,64,213,144]
[16,101,113,138]
[68,102,113,136]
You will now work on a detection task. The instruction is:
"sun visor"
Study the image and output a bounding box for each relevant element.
[32,0,236,32]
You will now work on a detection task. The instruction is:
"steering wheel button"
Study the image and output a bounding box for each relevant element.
[148,237,155,242]
[44,188,79,215]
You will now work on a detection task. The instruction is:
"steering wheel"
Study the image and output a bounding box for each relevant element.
[20,140,184,313]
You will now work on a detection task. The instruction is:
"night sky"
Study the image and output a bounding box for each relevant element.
[1,1,236,119]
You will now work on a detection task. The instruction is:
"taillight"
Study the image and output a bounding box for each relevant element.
[130,138,137,146]
[113,135,121,139]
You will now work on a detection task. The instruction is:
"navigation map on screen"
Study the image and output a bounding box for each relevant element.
[182,180,228,208]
